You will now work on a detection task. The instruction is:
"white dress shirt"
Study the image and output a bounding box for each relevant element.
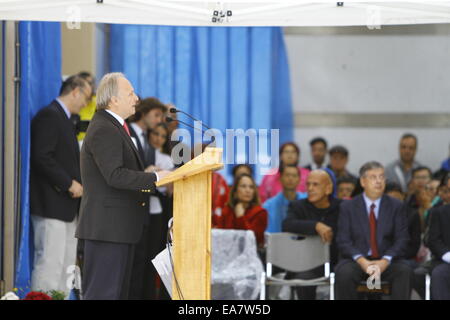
[56,98,71,119]
[352,193,392,263]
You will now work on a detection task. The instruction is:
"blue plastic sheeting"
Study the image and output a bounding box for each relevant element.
[15,21,61,298]
[110,26,293,183]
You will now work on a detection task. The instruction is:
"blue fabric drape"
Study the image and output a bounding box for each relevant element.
[110,26,293,183]
[15,21,61,298]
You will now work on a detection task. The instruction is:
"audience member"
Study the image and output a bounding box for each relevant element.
[327,145,357,180]
[30,75,91,295]
[305,137,328,171]
[406,167,433,231]
[232,164,253,183]
[150,123,174,170]
[335,161,412,300]
[215,174,268,248]
[385,133,422,193]
[433,143,450,178]
[422,177,442,226]
[426,201,450,300]
[337,176,357,200]
[212,171,230,222]
[282,169,341,300]
[259,142,310,203]
[385,182,421,266]
[437,172,450,206]
[264,164,307,233]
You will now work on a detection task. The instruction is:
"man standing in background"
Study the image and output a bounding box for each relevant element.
[127,97,167,300]
[386,133,422,193]
[305,137,328,171]
[73,71,96,147]
[30,75,91,296]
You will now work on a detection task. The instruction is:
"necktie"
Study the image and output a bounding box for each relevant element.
[123,122,131,136]
[141,131,150,163]
[141,132,149,153]
[369,203,379,258]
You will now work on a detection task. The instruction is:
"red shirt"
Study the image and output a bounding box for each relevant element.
[215,204,268,247]
[212,172,230,218]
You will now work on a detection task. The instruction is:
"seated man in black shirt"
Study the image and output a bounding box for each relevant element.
[282,169,341,300]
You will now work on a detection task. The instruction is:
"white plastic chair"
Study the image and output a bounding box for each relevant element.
[260,232,334,300]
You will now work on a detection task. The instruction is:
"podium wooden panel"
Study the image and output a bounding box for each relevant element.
[156,147,223,300]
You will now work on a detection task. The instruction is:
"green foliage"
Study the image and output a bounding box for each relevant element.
[47,290,66,300]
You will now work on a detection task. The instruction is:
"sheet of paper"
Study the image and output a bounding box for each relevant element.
[152,245,172,298]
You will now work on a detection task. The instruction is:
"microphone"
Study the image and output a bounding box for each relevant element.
[166,116,204,135]
[169,107,211,130]
[166,116,215,143]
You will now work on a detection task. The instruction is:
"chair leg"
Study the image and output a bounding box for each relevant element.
[425,273,431,301]
[330,272,335,300]
[260,272,266,300]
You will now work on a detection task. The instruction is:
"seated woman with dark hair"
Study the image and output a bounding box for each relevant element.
[214,174,268,248]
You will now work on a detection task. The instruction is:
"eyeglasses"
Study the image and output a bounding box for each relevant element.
[364,174,385,182]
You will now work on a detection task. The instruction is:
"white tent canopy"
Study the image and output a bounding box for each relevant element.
[1,0,450,27]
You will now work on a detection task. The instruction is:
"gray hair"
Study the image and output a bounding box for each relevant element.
[96,72,125,110]
[359,161,384,177]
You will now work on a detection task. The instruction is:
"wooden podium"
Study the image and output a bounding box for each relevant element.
[155,147,223,300]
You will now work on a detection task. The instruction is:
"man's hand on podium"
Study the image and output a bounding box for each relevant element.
[156,170,171,181]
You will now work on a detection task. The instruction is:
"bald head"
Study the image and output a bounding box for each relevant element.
[307,170,333,207]
[311,170,332,183]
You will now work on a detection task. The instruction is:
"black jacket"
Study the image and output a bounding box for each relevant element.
[30,100,81,222]
[75,110,158,244]
[426,203,450,261]
[404,204,422,260]
[283,197,341,267]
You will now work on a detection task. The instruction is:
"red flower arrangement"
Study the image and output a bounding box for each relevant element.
[23,291,53,300]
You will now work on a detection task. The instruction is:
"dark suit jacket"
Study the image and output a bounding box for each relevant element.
[426,203,450,261]
[336,194,409,264]
[30,100,81,222]
[75,110,158,244]
[404,204,421,260]
[128,124,155,166]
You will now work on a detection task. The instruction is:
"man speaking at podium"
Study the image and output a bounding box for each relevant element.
[75,73,170,300]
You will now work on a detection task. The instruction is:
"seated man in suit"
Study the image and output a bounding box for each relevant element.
[426,176,450,300]
[335,161,413,300]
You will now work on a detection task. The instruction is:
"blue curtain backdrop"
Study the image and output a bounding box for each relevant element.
[15,21,61,297]
[110,26,293,183]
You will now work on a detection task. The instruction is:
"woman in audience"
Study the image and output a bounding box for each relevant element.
[150,123,174,171]
[259,142,310,203]
[214,174,268,248]
[148,123,175,264]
